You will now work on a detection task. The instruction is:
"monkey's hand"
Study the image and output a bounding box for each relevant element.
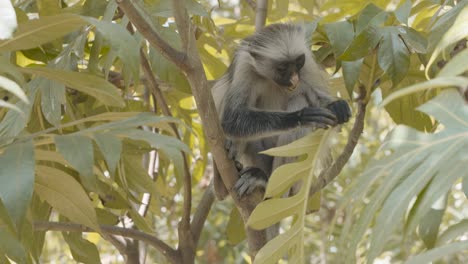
[327,100,351,124]
[224,139,243,171]
[233,167,268,198]
[297,107,338,128]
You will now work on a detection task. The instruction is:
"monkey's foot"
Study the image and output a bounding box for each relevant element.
[233,167,268,198]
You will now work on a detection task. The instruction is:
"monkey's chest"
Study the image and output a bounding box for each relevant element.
[255,93,290,110]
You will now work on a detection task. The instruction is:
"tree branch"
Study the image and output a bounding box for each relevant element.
[309,87,368,196]
[116,0,190,72]
[140,49,193,230]
[191,185,215,245]
[34,221,180,264]
[119,0,268,258]
[255,0,268,31]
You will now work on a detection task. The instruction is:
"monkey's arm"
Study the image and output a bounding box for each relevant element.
[221,93,337,140]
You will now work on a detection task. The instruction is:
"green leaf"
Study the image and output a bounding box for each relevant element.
[62,232,101,264]
[93,134,122,175]
[381,72,434,131]
[20,67,125,107]
[355,4,388,35]
[426,6,468,77]
[35,166,100,231]
[405,163,462,237]
[0,99,23,115]
[342,59,363,96]
[0,228,27,263]
[83,17,140,82]
[398,26,427,54]
[377,27,410,86]
[463,176,468,198]
[419,201,446,249]
[129,210,153,233]
[0,14,87,52]
[323,21,355,57]
[349,90,468,262]
[381,77,468,106]
[0,76,29,103]
[0,79,39,140]
[0,140,34,226]
[226,207,245,245]
[340,26,382,61]
[248,130,332,263]
[40,79,65,126]
[437,219,468,246]
[404,240,468,264]
[438,48,468,77]
[394,0,412,24]
[54,135,95,188]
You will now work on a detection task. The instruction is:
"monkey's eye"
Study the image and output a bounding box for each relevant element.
[296,54,305,69]
[277,64,288,73]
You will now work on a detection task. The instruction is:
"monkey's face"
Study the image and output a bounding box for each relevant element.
[272,53,305,91]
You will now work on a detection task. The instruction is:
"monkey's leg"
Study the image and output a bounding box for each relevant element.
[233,140,273,198]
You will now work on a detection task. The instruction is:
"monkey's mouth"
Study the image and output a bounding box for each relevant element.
[287,73,300,91]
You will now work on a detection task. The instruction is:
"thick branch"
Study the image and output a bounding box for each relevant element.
[310,90,368,196]
[255,0,268,31]
[116,0,190,72]
[34,221,180,264]
[171,0,267,257]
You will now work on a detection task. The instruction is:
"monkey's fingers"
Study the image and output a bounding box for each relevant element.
[224,139,237,160]
[327,100,351,124]
[301,107,337,120]
[233,167,267,198]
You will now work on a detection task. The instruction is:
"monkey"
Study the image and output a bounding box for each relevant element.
[211,23,351,200]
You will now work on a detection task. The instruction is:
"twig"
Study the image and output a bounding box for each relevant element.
[140,49,193,230]
[309,88,368,196]
[191,185,216,245]
[34,221,180,264]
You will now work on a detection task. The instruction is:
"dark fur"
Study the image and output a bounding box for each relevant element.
[212,23,351,200]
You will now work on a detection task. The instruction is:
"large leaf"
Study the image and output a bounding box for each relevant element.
[35,166,100,231]
[54,135,95,188]
[84,17,140,82]
[62,232,101,264]
[377,27,410,87]
[426,5,468,77]
[20,67,125,107]
[0,140,34,227]
[248,131,331,263]
[404,240,468,264]
[344,90,468,262]
[0,14,87,51]
[381,71,434,131]
[93,134,122,175]
[0,228,27,263]
[323,21,354,57]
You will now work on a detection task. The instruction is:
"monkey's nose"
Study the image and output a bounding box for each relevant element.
[288,73,299,91]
